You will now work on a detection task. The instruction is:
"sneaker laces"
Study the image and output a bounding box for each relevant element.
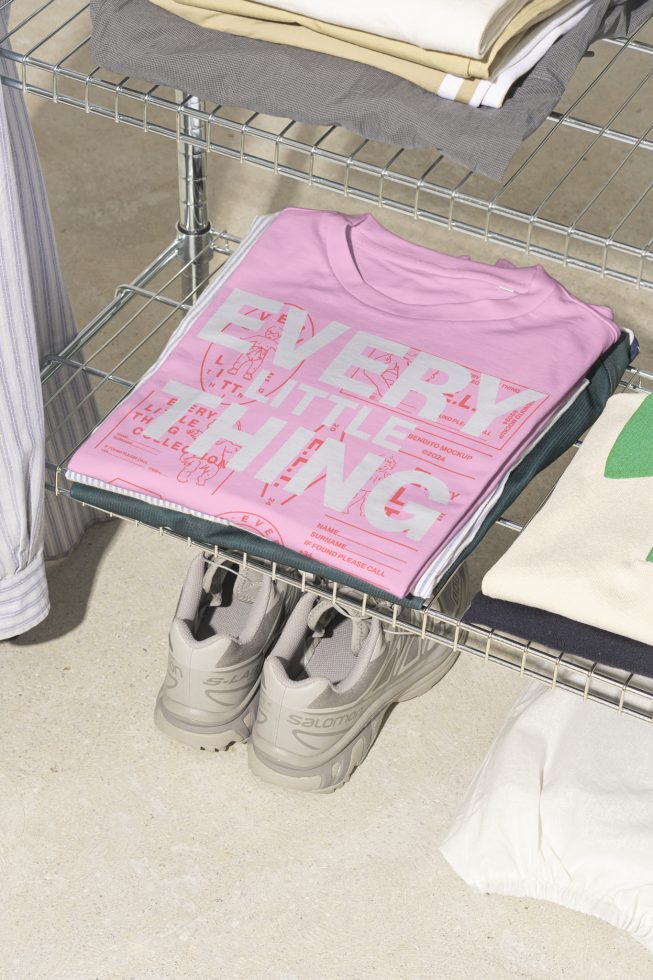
[202,562,228,608]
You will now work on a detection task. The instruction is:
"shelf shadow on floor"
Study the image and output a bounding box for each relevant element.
[13,519,119,646]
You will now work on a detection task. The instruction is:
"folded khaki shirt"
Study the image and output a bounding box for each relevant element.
[250,0,571,58]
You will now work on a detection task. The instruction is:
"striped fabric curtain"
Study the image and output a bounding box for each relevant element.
[0,12,103,639]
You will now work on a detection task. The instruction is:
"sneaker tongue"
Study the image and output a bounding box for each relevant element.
[233,567,263,604]
[307,600,372,655]
[351,617,372,655]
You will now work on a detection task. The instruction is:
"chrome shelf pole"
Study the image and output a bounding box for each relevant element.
[177,94,212,303]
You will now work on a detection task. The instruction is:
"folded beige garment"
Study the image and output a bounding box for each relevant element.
[251,0,569,59]
[151,0,573,81]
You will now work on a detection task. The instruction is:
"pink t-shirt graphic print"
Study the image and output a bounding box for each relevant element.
[67,209,620,596]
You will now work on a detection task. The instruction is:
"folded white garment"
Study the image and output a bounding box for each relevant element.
[482,392,653,645]
[468,0,592,107]
[440,681,653,953]
[153,0,585,103]
[253,0,564,59]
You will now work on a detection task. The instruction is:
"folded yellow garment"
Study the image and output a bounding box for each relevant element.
[151,0,573,80]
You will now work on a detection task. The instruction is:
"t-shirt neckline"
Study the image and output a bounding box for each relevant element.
[325,212,556,322]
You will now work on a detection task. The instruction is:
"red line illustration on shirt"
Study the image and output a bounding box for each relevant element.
[95,388,156,450]
[332,532,409,564]
[342,456,397,518]
[349,344,549,452]
[414,428,493,459]
[200,303,315,405]
[214,511,284,545]
[398,445,477,480]
[360,350,412,400]
[327,516,419,551]
[168,415,243,490]
[177,440,241,489]
[259,424,346,509]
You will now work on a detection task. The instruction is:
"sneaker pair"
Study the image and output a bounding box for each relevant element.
[155,552,468,792]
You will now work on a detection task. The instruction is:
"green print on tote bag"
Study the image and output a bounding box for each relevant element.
[604,394,653,562]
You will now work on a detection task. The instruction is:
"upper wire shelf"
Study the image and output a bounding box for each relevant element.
[2,0,653,288]
[40,226,653,724]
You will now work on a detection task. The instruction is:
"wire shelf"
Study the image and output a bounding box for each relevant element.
[2,0,653,287]
[41,228,653,723]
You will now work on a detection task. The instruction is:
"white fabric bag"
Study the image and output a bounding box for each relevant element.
[440,681,653,952]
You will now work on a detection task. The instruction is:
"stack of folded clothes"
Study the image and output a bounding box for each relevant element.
[90,0,653,177]
[149,0,595,106]
[66,207,633,605]
[464,391,653,677]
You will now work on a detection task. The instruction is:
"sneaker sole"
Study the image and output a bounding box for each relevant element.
[248,646,460,792]
[154,688,259,751]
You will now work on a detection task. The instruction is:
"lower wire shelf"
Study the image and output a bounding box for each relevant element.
[43,228,653,724]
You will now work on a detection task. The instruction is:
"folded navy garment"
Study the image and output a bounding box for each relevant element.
[69,331,631,607]
[89,0,653,180]
[70,479,423,607]
[463,593,653,678]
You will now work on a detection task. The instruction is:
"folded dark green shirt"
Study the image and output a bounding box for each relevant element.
[70,331,631,608]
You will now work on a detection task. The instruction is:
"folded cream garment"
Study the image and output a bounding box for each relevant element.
[412,378,590,596]
[483,392,653,646]
[152,0,574,81]
[153,0,585,98]
[251,0,570,58]
[91,0,653,176]
[440,681,653,954]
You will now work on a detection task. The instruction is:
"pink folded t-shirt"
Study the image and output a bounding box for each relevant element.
[67,208,620,596]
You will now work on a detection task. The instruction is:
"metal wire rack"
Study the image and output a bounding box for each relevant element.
[2,0,653,287]
[4,0,653,721]
[41,227,653,723]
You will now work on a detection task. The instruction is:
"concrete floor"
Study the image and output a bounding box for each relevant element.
[2,16,653,979]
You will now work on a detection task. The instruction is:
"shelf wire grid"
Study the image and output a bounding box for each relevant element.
[40,227,653,724]
[2,0,653,287]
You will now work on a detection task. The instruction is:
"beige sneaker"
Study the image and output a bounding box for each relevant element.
[155,552,296,751]
[248,569,469,791]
